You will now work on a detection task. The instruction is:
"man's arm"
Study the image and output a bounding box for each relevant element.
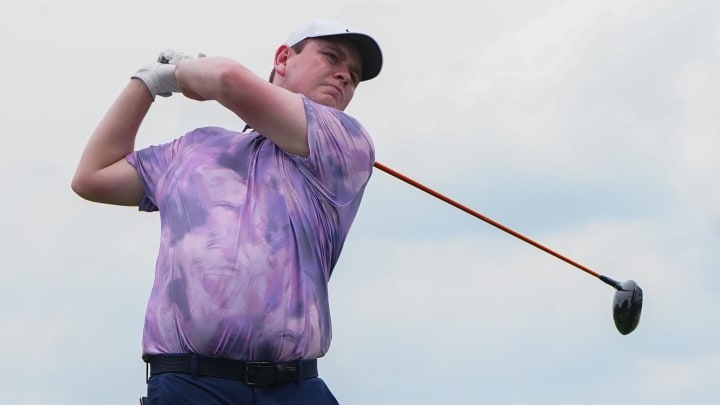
[175,57,310,157]
[71,79,151,205]
[72,51,190,205]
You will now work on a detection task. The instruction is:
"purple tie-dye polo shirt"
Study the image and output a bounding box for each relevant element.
[126,96,374,362]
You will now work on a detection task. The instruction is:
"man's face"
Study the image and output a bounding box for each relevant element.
[279,37,363,111]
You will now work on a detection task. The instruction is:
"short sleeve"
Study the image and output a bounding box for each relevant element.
[291,96,375,206]
[125,129,204,212]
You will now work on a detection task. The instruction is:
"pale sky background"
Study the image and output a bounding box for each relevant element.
[2,0,719,404]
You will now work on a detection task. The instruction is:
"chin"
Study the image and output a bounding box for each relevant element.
[312,94,342,109]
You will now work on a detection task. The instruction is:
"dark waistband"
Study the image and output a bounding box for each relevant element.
[145,354,318,386]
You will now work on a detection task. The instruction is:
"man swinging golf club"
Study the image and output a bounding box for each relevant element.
[72,19,382,404]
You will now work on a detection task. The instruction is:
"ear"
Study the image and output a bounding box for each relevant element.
[273,45,292,78]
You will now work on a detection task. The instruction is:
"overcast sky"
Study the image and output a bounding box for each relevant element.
[2,0,719,404]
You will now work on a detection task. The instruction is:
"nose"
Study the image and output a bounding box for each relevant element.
[334,66,351,85]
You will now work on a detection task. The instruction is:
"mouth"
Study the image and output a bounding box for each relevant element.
[324,84,342,99]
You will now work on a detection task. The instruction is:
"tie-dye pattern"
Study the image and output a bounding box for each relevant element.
[126,96,374,362]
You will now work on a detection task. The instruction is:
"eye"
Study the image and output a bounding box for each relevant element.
[323,52,339,63]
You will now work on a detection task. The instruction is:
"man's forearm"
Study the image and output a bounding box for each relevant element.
[72,79,152,204]
[175,57,237,101]
[75,79,152,175]
[175,57,310,156]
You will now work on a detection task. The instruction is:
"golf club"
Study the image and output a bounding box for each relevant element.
[373,161,643,335]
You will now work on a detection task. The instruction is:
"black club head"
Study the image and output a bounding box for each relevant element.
[612,280,643,335]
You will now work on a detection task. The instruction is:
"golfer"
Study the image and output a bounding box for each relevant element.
[71,19,382,404]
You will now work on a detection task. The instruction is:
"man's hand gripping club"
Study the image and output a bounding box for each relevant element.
[131,49,205,100]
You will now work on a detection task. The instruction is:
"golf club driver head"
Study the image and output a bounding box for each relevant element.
[612,280,643,335]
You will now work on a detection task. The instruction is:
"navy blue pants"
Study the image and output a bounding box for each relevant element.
[145,373,339,404]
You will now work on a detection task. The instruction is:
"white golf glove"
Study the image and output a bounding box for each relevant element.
[157,49,205,65]
[132,49,204,100]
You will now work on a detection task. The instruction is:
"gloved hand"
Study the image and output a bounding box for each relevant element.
[131,62,177,100]
[157,49,205,65]
[132,49,204,100]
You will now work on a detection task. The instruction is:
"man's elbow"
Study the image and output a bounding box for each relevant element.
[70,172,99,201]
[71,171,113,203]
[71,169,145,206]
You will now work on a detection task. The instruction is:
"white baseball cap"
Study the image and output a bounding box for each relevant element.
[284,19,383,81]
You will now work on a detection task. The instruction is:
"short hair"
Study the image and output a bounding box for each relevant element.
[268,40,308,83]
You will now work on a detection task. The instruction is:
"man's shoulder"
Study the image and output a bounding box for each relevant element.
[300,96,367,133]
[301,95,352,118]
[176,126,246,146]
[187,126,241,137]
